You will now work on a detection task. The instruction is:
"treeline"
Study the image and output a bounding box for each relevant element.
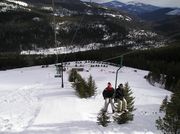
[0,53,53,70]
[0,9,129,52]
[0,46,129,70]
[156,82,180,134]
[124,43,180,91]
[0,10,54,52]
[1,43,180,92]
[0,8,158,52]
[69,69,96,98]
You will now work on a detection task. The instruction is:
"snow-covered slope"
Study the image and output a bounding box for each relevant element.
[0,61,171,133]
[6,0,28,7]
[166,9,180,15]
[0,0,28,12]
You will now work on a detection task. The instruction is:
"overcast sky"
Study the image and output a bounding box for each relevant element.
[82,0,180,8]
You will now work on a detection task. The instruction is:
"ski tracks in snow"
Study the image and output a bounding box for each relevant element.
[0,84,42,132]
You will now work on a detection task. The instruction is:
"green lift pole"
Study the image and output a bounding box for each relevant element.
[61,62,64,88]
[115,56,123,90]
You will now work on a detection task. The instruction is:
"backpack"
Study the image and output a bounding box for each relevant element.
[114,87,124,99]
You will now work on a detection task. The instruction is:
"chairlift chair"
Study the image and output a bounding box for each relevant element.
[55,64,62,77]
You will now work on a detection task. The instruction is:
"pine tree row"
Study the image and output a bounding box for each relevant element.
[156,82,180,134]
[69,69,96,98]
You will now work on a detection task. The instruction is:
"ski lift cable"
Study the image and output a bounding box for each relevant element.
[61,0,92,63]
[50,0,136,88]
[102,50,137,89]
[74,50,136,67]
[63,50,136,89]
[101,50,136,63]
[70,15,86,48]
[80,50,137,89]
[63,50,136,68]
[60,0,135,64]
[52,0,64,88]
[61,14,86,63]
[51,0,59,64]
[53,0,93,87]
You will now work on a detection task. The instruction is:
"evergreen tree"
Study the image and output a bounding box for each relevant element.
[159,96,168,112]
[68,69,78,82]
[113,112,133,124]
[174,79,180,92]
[97,109,111,127]
[156,89,180,134]
[146,71,162,86]
[87,75,96,97]
[113,82,135,124]
[70,70,96,98]
[72,73,87,98]
[124,82,135,114]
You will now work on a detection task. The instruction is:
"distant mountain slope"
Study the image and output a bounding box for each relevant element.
[140,8,174,21]
[166,9,180,16]
[102,0,160,15]
[0,0,163,52]
[140,8,180,42]
[21,0,82,4]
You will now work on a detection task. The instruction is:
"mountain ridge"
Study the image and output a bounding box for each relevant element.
[101,0,160,15]
[100,1,180,43]
[0,0,163,52]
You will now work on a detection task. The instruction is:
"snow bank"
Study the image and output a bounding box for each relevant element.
[0,86,40,131]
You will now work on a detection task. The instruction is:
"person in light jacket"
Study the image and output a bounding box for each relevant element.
[114,83,128,112]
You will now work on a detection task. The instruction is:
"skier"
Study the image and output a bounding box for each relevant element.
[114,83,128,112]
[102,82,115,113]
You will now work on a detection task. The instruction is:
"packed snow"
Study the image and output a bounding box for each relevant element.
[0,61,171,133]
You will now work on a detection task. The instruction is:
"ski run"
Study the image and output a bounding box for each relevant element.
[0,61,171,134]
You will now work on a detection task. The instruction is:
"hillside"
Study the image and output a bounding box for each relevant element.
[140,8,180,42]
[101,1,180,44]
[102,1,160,16]
[0,0,163,52]
[0,61,171,133]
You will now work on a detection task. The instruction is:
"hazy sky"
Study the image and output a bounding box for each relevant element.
[82,0,180,7]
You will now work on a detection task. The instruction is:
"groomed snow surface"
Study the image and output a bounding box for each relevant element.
[0,61,171,134]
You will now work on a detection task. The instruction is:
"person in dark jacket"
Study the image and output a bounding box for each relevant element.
[114,83,128,112]
[102,82,115,113]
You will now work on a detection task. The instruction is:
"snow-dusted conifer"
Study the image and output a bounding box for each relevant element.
[68,69,78,82]
[156,86,180,134]
[97,109,110,127]
[70,70,96,98]
[87,75,96,97]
